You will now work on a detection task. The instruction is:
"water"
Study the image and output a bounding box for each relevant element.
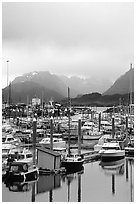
[2,157,134,202]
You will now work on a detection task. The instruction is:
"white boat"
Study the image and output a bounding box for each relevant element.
[99,141,125,162]
[2,134,21,146]
[39,137,66,148]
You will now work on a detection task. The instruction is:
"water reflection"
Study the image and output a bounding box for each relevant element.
[99,157,134,201]
[126,157,134,202]
[37,174,61,194]
[61,169,84,202]
[4,178,38,193]
[99,159,125,196]
[77,172,81,202]
[100,158,125,176]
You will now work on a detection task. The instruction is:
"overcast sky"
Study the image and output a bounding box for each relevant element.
[2,2,134,88]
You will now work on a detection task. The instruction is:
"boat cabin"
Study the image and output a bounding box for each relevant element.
[101,142,121,150]
[9,162,29,173]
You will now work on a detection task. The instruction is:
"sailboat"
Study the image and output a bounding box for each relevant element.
[61,87,84,173]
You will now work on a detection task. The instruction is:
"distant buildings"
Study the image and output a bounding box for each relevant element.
[32,97,41,106]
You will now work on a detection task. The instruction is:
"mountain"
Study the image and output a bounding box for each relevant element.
[59,75,112,95]
[3,81,64,104]
[103,68,134,95]
[60,92,134,107]
[2,71,112,104]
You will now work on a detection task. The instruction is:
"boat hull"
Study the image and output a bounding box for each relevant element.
[61,161,84,173]
[5,168,39,183]
[100,150,125,162]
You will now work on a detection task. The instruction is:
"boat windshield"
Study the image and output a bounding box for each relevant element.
[26,154,32,158]
[10,165,20,173]
[19,155,25,159]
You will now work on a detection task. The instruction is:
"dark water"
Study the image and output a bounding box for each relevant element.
[2,157,134,202]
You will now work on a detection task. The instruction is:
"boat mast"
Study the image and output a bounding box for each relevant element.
[7,60,9,106]
[68,87,71,156]
[129,63,133,129]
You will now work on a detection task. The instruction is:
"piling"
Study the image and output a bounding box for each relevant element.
[112,116,115,138]
[50,118,53,150]
[126,115,128,139]
[31,182,35,202]
[78,173,81,202]
[33,118,37,165]
[78,119,82,155]
[98,112,101,132]
[126,158,128,181]
[112,174,115,195]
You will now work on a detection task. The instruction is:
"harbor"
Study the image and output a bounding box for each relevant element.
[2,104,134,202]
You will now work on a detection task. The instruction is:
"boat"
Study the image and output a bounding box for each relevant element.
[60,87,84,173]
[4,161,39,183]
[61,154,84,173]
[2,134,21,147]
[99,141,125,162]
[2,147,34,173]
[39,137,66,148]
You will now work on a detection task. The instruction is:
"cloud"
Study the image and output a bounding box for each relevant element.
[2,2,134,87]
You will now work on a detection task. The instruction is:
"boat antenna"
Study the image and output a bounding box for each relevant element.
[68,87,71,156]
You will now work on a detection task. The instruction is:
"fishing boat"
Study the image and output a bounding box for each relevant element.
[4,161,39,183]
[60,87,84,173]
[61,154,84,173]
[99,141,125,162]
